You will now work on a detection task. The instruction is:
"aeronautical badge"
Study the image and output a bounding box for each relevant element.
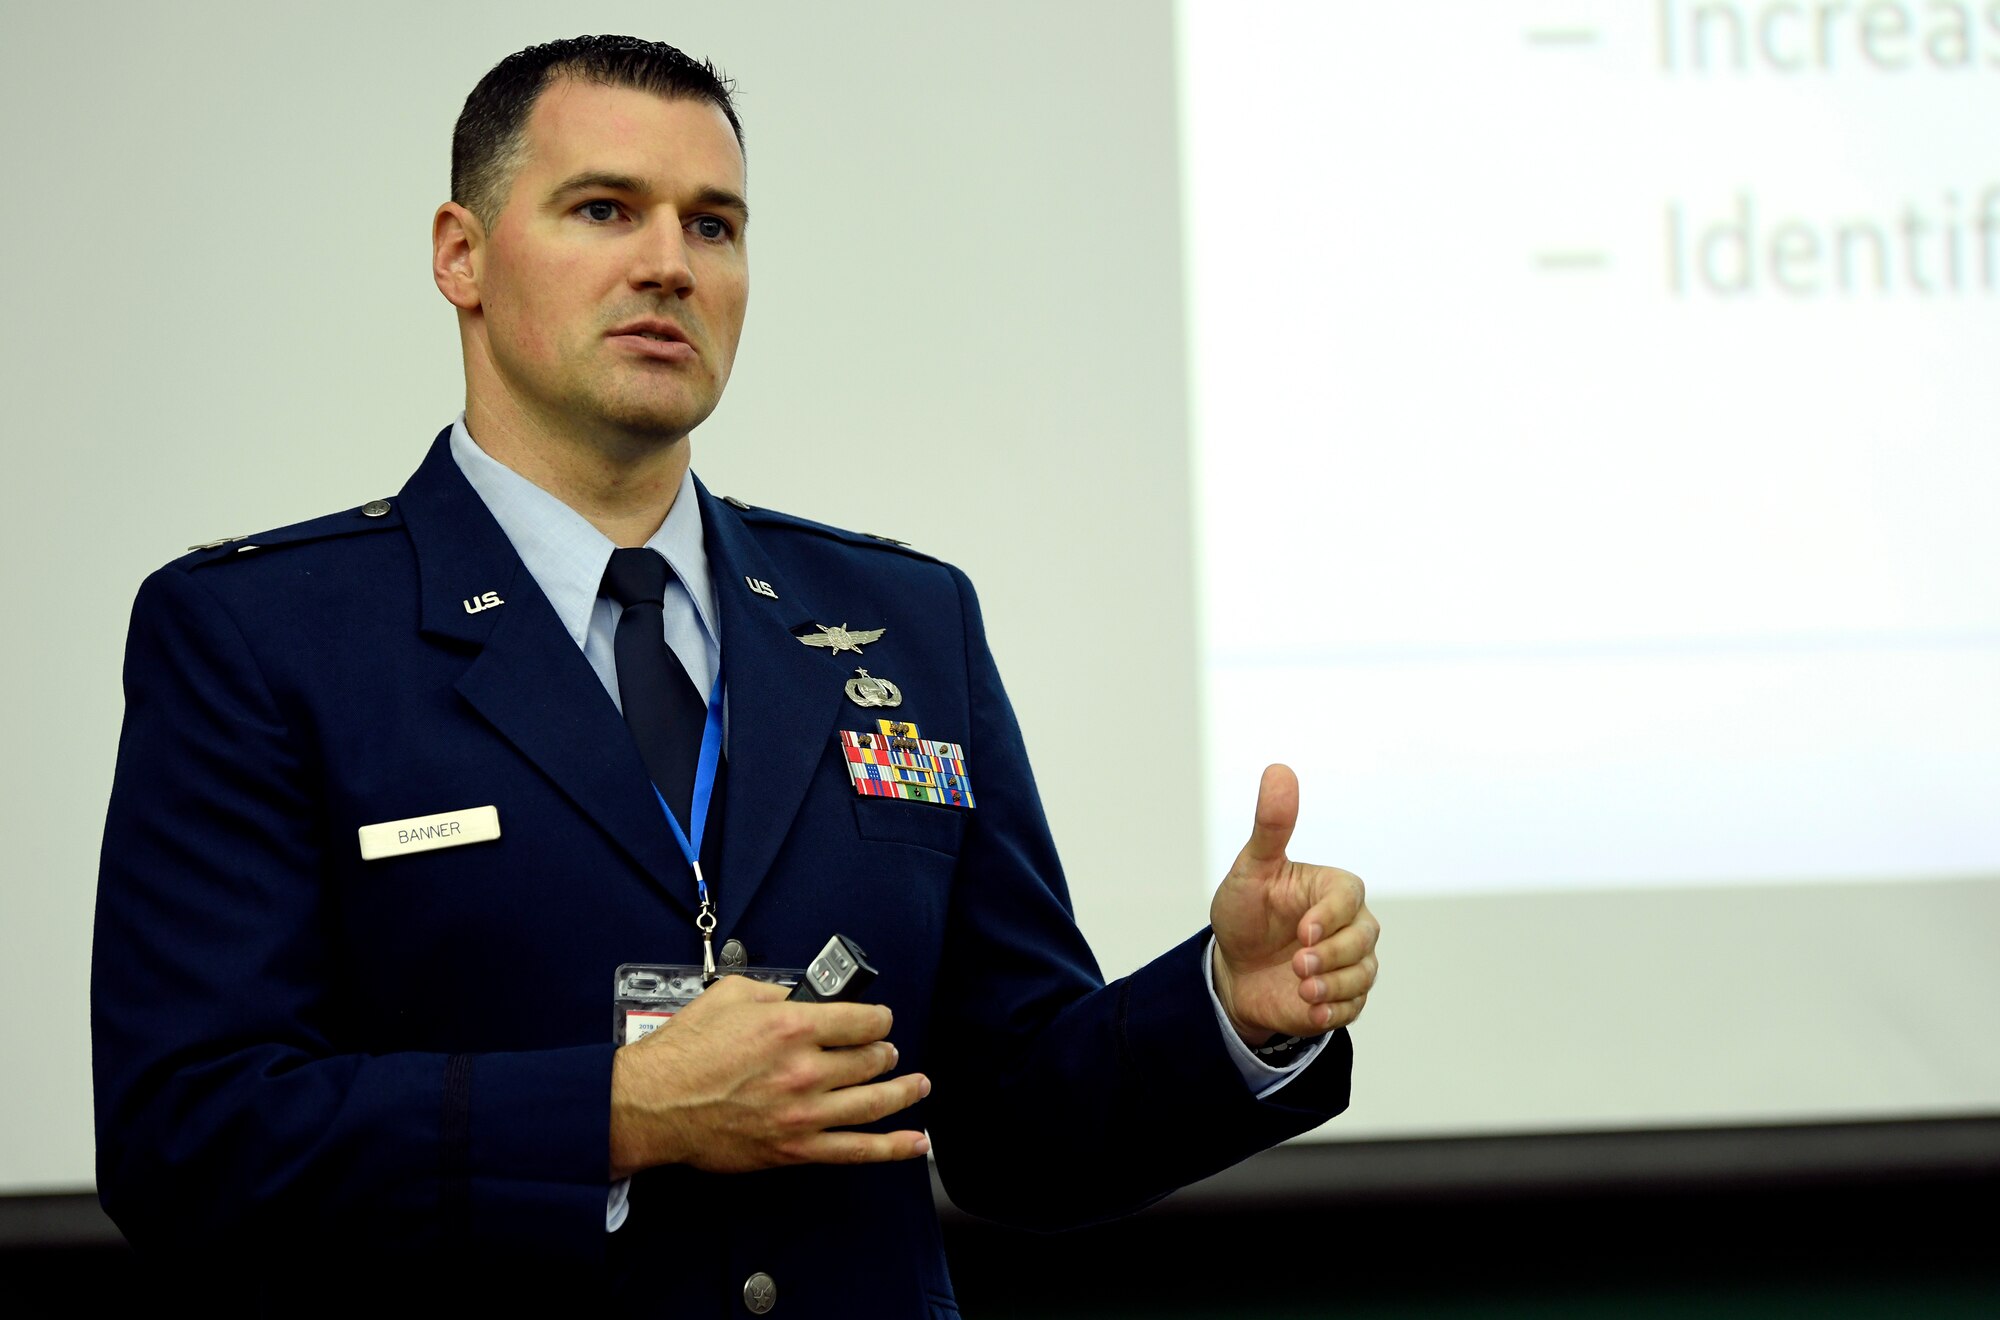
[794,622,885,656]
[843,668,903,709]
[836,722,975,808]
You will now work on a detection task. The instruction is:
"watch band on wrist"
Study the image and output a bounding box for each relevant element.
[1251,1032,1309,1064]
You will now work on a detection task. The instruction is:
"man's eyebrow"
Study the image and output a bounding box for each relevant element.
[691,186,751,226]
[545,173,750,225]
[545,171,651,204]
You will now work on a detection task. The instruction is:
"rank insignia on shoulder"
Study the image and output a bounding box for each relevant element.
[188,534,248,552]
[794,622,885,656]
[837,723,975,808]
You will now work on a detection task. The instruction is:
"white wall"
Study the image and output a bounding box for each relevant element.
[6,0,1991,1197]
[0,0,1202,1192]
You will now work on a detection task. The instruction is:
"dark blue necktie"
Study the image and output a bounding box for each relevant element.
[600,548,711,828]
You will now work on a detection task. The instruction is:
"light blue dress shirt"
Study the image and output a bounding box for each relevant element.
[451,418,718,708]
[447,417,1324,1227]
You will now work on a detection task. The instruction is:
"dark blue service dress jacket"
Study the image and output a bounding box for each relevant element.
[93,430,1352,1315]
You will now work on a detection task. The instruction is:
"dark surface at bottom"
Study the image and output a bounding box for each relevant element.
[943,1178,1998,1318]
[7,1119,1997,1318]
[7,1183,1993,1319]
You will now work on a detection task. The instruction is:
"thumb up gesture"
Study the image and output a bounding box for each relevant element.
[1209,765,1380,1044]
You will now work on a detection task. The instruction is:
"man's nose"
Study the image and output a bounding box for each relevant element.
[629,217,696,294]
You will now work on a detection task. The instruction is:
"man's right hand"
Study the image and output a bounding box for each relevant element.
[609,972,931,1179]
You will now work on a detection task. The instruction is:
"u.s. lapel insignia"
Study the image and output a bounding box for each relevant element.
[844,668,903,709]
[835,721,975,808]
[795,622,885,656]
[745,576,778,599]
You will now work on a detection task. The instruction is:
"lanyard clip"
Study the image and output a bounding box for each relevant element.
[695,867,719,985]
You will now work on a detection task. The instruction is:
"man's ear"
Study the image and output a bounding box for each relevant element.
[433,202,484,311]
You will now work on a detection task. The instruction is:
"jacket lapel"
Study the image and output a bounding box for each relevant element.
[398,431,688,914]
[698,479,849,933]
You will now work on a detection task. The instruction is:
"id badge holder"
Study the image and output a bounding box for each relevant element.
[613,962,806,1044]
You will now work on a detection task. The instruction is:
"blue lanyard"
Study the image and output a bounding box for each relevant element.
[650,674,726,979]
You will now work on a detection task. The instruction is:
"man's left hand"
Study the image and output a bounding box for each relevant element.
[1209,764,1380,1045]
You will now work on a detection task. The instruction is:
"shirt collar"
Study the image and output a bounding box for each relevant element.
[448,415,718,650]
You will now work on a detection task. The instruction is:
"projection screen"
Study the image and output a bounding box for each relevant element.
[1179,0,2000,1141]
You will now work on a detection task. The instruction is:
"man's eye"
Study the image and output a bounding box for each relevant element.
[691,216,732,241]
[579,200,623,223]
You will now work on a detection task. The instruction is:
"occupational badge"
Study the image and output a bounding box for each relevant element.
[795,622,885,656]
[835,722,975,808]
[843,668,903,709]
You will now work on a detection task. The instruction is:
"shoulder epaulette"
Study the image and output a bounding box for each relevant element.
[724,497,939,564]
[177,497,403,569]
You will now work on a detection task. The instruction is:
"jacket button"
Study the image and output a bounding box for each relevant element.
[719,939,748,969]
[743,1272,776,1314]
[361,499,392,518]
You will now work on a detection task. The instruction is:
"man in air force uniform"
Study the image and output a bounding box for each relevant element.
[93,37,1380,1314]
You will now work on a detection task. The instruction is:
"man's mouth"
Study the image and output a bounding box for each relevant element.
[608,318,691,343]
[607,320,697,362]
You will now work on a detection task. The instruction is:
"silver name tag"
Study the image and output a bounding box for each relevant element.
[357,805,501,860]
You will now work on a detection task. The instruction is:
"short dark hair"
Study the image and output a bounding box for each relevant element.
[452,35,743,230]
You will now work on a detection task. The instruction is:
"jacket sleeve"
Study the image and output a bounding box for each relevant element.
[91,566,614,1260]
[923,566,1353,1231]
